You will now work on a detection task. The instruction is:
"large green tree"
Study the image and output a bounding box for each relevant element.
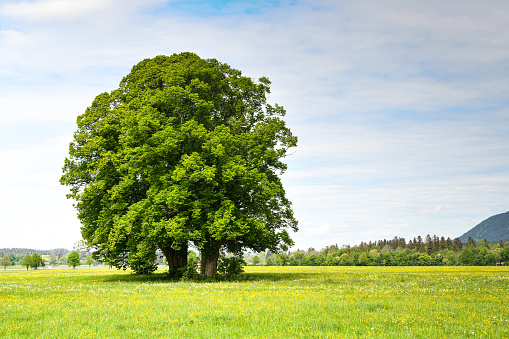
[61,53,298,277]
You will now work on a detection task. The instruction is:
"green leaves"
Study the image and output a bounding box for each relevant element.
[67,251,81,269]
[62,52,297,276]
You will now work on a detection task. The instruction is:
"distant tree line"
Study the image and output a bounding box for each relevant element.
[4,235,508,271]
[0,248,68,255]
[0,249,96,269]
[246,235,509,267]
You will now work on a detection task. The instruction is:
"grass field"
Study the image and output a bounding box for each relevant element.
[1,266,508,338]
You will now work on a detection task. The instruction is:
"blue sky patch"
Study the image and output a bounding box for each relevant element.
[158,0,283,17]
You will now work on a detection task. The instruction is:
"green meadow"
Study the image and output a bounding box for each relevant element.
[1,266,508,338]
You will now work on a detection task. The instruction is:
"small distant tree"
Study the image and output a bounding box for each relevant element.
[459,248,474,266]
[251,255,260,266]
[67,251,81,269]
[300,255,310,266]
[351,252,360,266]
[316,254,325,266]
[288,254,299,266]
[500,247,509,265]
[85,256,94,268]
[444,250,456,266]
[452,238,463,252]
[21,255,32,270]
[418,253,431,266]
[31,253,43,270]
[485,252,496,266]
[338,253,350,266]
[326,254,334,266]
[278,253,289,266]
[308,254,317,266]
[294,252,303,264]
[265,257,275,266]
[1,255,11,270]
[358,252,368,266]
[395,251,409,266]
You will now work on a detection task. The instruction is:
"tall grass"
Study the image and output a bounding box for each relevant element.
[1,266,508,338]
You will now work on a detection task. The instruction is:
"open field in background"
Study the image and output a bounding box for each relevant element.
[1,266,508,339]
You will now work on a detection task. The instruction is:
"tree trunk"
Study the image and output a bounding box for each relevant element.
[160,243,188,277]
[202,251,220,278]
[200,240,222,278]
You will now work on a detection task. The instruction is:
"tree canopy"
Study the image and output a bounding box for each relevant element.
[22,254,32,270]
[30,253,43,269]
[0,255,11,270]
[67,251,81,269]
[61,52,298,277]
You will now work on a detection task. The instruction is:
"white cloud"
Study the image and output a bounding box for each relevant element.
[1,0,114,20]
[420,205,447,215]
[0,0,168,21]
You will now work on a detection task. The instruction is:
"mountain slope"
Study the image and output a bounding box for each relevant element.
[459,211,509,242]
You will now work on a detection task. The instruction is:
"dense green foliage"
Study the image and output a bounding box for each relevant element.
[67,251,81,269]
[0,255,11,270]
[30,253,43,269]
[459,211,509,242]
[215,254,246,280]
[61,52,297,277]
[21,255,31,270]
[250,235,508,267]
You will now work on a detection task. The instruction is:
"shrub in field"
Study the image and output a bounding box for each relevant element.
[180,254,199,281]
[215,254,245,280]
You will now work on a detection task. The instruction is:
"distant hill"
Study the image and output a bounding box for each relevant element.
[459,211,509,242]
[0,248,69,255]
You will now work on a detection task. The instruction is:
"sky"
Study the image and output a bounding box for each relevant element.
[0,0,508,251]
